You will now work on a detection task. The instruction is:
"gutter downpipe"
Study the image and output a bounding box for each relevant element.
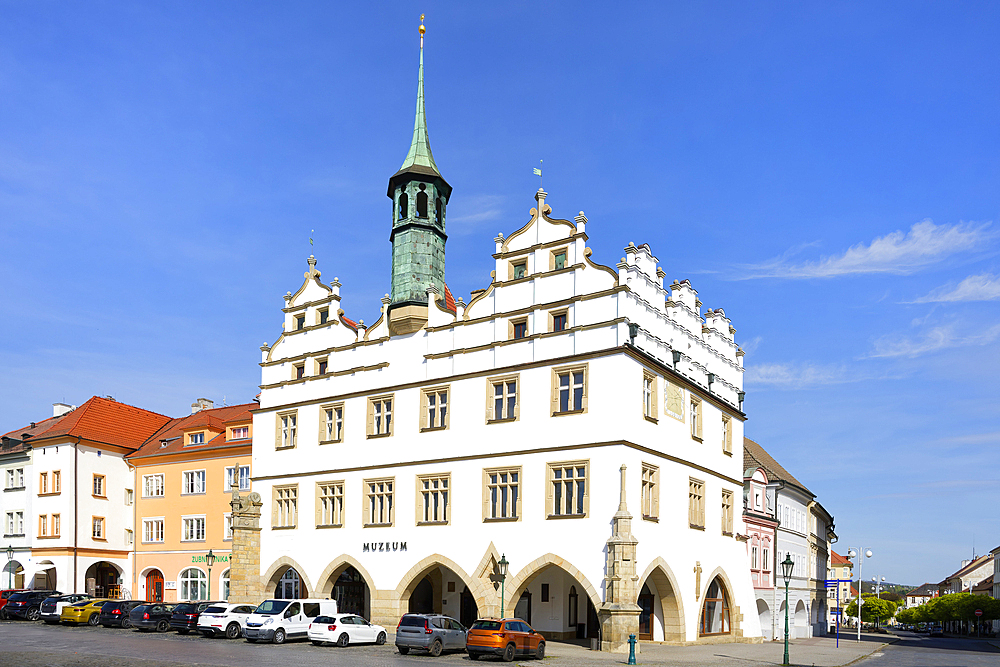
[74,436,81,594]
[126,457,137,599]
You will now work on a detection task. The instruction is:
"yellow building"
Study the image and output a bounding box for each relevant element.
[128,401,254,602]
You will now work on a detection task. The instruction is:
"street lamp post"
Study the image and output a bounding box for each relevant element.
[847,547,872,642]
[871,576,886,628]
[498,554,509,619]
[781,553,794,666]
[205,550,216,601]
[6,545,13,590]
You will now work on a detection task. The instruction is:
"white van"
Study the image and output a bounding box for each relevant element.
[244,598,338,644]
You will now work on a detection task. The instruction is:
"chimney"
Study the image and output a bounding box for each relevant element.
[961,559,971,568]
[53,403,76,418]
[191,398,214,414]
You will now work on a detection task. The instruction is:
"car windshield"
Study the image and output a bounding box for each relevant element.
[399,616,427,627]
[70,600,93,607]
[254,600,290,615]
[203,606,227,614]
[7,593,29,602]
[471,620,502,630]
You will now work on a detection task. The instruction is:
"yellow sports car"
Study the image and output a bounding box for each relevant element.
[61,599,112,626]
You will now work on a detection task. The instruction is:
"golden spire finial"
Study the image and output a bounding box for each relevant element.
[419,14,426,39]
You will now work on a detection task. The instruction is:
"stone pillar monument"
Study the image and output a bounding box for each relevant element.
[228,482,265,604]
[599,465,642,653]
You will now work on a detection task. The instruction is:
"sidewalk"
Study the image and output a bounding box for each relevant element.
[539,633,897,666]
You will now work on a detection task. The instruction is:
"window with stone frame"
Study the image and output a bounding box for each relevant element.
[417,473,450,525]
[549,309,569,333]
[547,461,589,518]
[52,470,61,493]
[688,478,705,529]
[276,410,298,449]
[320,403,344,443]
[93,474,106,498]
[316,357,329,376]
[92,516,105,540]
[487,375,519,422]
[721,414,732,455]
[38,514,48,537]
[420,387,449,431]
[293,363,305,380]
[363,478,394,526]
[643,371,658,422]
[690,396,703,441]
[51,514,60,537]
[721,489,734,536]
[367,395,393,438]
[510,260,527,280]
[39,472,48,495]
[483,467,521,521]
[316,481,344,527]
[641,463,659,520]
[273,485,298,529]
[550,247,568,270]
[551,364,588,415]
[510,318,528,340]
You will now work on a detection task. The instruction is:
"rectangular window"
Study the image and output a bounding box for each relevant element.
[512,261,527,280]
[364,477,394,526]
[317,358,328,375]
[277,411,298,448]
[143,518,164,543]
[224,513,233,540]
[182,470,206,495]
[188,432,204,445]
[489,376,518,422]
[550,310,568,333]
[722,415,732,455]
[15,468,23,488]
[722,490,734,535]
[321,403,344,442]
[643,372,658,421]
[225,465,251,491]
[665,382,684,421]
[317,481,344,527]
[552,249,567,270]
[548,461,588,518]
[143,474,165,498]
[552,365,587,415]
[417,474,450,524]
[38,514,48,537]
[421,388,449,430]
[39,472,48,495]
[751,545,759,570]
[231,426,249,440]
[273,485,298,528]
[6,511,24,536]
[125,529,134,546]
[294,363,305,379]
[367,396,393,437]
[641,463,659,520]
[690,397,702,440]
[52,471,61,493]
[318,308,329,324]
[182,516,206,541]
[512,319,528,340]
[295,314,305,330]
[541,583,550,602]
[4,470,10,488]
[51,514,60,537]
[484,467,520,520]
[688,478,705,528]
[125,489,134,506]
[92,516,105,540]
[93,474,105,497]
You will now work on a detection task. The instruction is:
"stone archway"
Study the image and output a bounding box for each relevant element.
[261,556,313,599]
[756,599,771,639]
[504,554,603,641]
[392,554,490,628]
[315,556,377,618]
[794,599,808,637]
[637,558,686,642]
[698,566,744,640]
[84,561,123,598]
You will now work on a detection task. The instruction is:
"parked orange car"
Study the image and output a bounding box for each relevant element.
[466,618,545,661]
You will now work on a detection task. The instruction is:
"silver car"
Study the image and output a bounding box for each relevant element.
[395,614,467,656]
[39,594,91,624]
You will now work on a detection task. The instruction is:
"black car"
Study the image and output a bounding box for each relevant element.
[99,600,144,628]
[4,590,60,621]
[129,603,176,632]
[170,601,225,633]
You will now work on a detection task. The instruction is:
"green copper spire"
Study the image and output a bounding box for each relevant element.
[397,22,441,177]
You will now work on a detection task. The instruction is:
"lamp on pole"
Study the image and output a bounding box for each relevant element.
[871,576,886,628]
[5,545,13,589]
[847,547,872,642]
[781,553,794,666]
[205,550,216,601]
[498,554,509,619]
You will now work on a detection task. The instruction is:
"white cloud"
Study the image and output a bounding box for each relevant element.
[744,362,858,388]
[447,194,506,236]
[739,220,994,279]
[911,273,1000,303]
[868,323,1000,358]
[740,335,763,356]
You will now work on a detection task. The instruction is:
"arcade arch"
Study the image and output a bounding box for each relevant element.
[262,557,313,599]
[504,554,602,641]
[636,558,685,642]
[394,554,487,628]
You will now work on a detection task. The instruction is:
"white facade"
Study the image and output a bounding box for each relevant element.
[1,439,33,589]
[252,189,762,644]
[773,486,813,639]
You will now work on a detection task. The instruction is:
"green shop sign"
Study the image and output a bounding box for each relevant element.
[191,554,229,563]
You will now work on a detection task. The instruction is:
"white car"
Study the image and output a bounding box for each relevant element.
[308,613,388,647]
[39,594,91,624]
[197,602,257,639]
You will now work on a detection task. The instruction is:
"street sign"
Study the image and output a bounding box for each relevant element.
[975,609,983,617]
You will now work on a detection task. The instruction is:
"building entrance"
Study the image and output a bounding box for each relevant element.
[146,570,164,602]
[333,567,367,616]
[638,584,655,641]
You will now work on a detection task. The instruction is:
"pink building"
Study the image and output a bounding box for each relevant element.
[743,466,778,631]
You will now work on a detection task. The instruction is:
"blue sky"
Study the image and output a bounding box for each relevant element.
[1,2,997,586]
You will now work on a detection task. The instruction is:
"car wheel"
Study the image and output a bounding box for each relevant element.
[88,613,100,627]
[156,619,170,632]
[272,628,286,645]
[337,633,350,648]
[398,647,409,655]
[121,618,132,629]
[536,641,545,660]
[502,642,516,662]
[27,608,40,621]
[177,628,189,635]
[225,623,241,640]
[429,639,443,657]
[376,631,386,645]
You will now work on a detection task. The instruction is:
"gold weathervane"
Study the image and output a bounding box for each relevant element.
[419,14,426,39]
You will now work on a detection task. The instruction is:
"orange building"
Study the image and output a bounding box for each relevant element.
[127,401,254,602]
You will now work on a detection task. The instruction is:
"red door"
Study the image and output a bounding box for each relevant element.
[146,570,164,602]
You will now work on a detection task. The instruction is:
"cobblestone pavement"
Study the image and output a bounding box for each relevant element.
[0,620,947,667]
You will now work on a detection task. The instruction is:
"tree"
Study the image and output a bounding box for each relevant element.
[845,595,896,624]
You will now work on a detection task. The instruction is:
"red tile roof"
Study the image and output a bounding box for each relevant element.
[28,397,171,451]
[340,313,358,331]
[831,550,852,566]
[129,403,255,460]
[743,437,813,496]
[443,283,456,313]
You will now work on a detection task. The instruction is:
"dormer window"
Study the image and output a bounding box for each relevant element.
[295,315,305,331]
[230,426,248,440]
[416,184,428,218]
[188,433,204,446]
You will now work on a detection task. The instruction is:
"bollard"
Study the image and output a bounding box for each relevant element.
[628,633,637,665]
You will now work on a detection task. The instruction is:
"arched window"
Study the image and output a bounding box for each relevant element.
[398,193,408,220]
[221,568,230,600]
[416,185,428,218]
[179,568,207,601]
[434,197,442,225]
[277,568,301,599]
[699,577,731,636]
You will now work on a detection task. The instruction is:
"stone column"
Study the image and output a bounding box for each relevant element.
[599,465,642,653]
[228,483,265,604]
